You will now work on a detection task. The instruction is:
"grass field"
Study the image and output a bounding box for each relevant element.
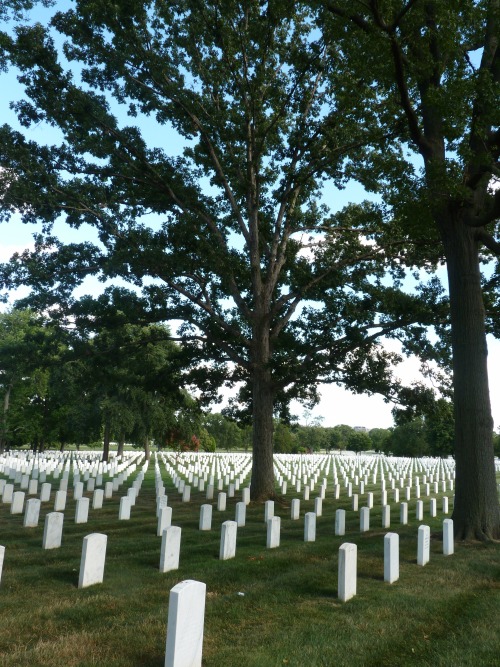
[0,452,499,667]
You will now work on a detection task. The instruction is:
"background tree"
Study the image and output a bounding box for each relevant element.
[390,418,429,458]
[320,0,500,539]
[203,412,245,452]
[71,320,189,460]
[273,420,297,453]
[369,427,392,453]
[0,308,67,450]
[0,0,448,499]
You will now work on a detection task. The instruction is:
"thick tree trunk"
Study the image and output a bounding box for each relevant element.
[0,384,12,453]
[250,365,275,500]
[117,436,125,458]
[440,217,500,540]
[249,317,276,500]
[102,417,110,463]
[144,435,151,461]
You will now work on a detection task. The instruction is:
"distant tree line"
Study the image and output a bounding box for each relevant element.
[274,408,500,459]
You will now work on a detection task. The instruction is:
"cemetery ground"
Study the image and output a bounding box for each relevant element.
[0,452,499,667]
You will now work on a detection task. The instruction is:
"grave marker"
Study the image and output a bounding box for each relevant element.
[304,512,316,542]
[266,516,280,549]
[235,502,246,527]
[400,502,408,525]
[119,496,131,520]
[314,497,323,517]
[443,519,454,556]
[92,488,104,510]
[338,543,357,602]
[360,507,370,533]
[384,533,399,584]
[335,509,346,536]
[11,491,25,515]
[54,489,67,512]
[264,500,274,523]
[219,521,237,560]
[75,497,90,524]
[157,505,173,536]
[164,580,206,667]
[382,505,390,529]
[40,484,51,506]
[217,492,227,511]
[417,525,430,566]
[2,483,14,504]
[78,533,107,588]
[199,504,212,531]
[42,512,64,549]
[23,498,41,527]
[160,526,182,572]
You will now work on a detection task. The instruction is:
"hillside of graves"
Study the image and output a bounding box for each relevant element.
[1,449,499,667]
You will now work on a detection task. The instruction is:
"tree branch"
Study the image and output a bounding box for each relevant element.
[476,228,500,255]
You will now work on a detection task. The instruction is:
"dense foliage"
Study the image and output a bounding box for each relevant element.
[0,309,200,455]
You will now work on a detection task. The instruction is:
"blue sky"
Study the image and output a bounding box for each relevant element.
[1,7,499,431]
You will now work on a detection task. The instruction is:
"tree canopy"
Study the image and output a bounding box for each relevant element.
[316,0,500,539]
[0,0,450,499]
[0,308,199,454]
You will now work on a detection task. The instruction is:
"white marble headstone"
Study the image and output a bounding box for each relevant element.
[384,532,399,584]
[42,512,64,549]
[417,525,430,566]
[219,521,237,560]
[164,580,206,667]
[160,526,182,573]
[78,533,107,588]
[338,543,357,602]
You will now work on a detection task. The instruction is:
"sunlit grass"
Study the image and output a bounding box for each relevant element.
[0,460,499,667]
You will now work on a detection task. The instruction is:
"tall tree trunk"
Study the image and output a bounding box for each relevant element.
[117,436,125,458]
[144,435,151,461]
[440,216,500,540]
[0,384,11,453]
[250,320,275,501]
[102,416,111,463]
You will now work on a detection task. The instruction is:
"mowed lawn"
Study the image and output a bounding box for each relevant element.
[0,452,499,667]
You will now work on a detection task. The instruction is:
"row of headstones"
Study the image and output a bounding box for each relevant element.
[0,450,143,483]
[162,518,455,667]
[0,457,147,510]
[1,472,148,537]
[156,452,252,496]
[274,454,456,498]
[157,495,455,571]
[155,452,460,509]
[0,463,143,495]
[273,451,456,481]
[156,454,453,504]
[0,511,452,593]
[154,456,253,506]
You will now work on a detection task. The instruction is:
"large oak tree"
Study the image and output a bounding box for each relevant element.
[320,0,500,539]
[1,1,445,499]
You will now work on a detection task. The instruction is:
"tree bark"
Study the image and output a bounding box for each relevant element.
[102,416,110,463]
[0,384,12,453]
[249,319,276,500]
[440,215,500,540]
[144,435,151,461]
[117,436,125,458]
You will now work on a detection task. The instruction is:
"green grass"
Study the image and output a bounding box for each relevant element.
[0,459,499,667]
